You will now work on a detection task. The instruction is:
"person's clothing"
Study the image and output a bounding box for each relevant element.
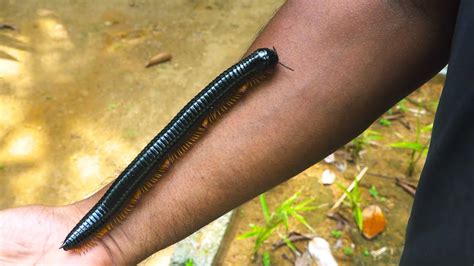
[401,1,474,264]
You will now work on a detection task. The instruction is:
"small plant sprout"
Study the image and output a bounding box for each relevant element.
[343,247,354,256]
[238,193,316,258]
[389,113,432,176]
[331,230,342,238]
[363,248,370,257]
[369,185,379,199]
[349,130,382,160]
[184,258,195,266]
[379,118,392,127]
[337,180,363,231]
[397,99,408,113]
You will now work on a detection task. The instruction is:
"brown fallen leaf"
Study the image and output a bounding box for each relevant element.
[0,24,17,31]
[362,205,386,239]
[145,52,172,68]
[383,113,404,121]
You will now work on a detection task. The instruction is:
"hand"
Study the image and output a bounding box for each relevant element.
[0,205,114,265]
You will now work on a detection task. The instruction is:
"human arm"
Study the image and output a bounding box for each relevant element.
[0,0,459,264]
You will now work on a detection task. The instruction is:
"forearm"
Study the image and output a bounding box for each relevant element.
[76,0,458,264]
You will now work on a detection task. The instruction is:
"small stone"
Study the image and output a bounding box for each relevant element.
[335,161,346,172]
[362,205,386,239]
[321,169,336,185]
[324,153,336,164]
[308,237,338,266]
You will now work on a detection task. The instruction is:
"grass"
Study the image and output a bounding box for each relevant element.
[337,180,363,231]
[378,118,392,127]
[331,229,342,238]
[389,111,432,177]
[238,192,316,258]
[262,252,271,266]
[368,185,379,199]
[397,99,408,113]
[349,130,382,160]
[343,247,354,256]
[362,248,370,257]
[184,258,195,266]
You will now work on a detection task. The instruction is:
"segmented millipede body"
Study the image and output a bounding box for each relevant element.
[60,48,279,251]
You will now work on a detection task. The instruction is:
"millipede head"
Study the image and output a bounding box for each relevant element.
[254,48,279,70]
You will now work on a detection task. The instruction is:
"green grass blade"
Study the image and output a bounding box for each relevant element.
[185,258,195,266]
[259,194,271,223]
[262,251,271,266]
[290,211,315,232]
[280,233,300,256]
[390,141,424,151]
[238,229,261,239]
[355,207,363,231]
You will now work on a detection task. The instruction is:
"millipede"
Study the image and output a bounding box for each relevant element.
[60,48,283,251]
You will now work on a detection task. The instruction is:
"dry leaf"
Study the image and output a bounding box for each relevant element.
[145,52,172,68]
[362,205,386,239]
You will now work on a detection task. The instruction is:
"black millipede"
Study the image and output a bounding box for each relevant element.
[60,48,281,251]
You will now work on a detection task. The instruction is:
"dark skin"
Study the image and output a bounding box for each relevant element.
[0,0,459,264]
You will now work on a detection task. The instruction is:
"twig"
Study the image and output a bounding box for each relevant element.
[0,23,17,31]
[272,232,316,250]
[383,114,404,121]
[326,212,351,230]
[281,253,294,264]
[396,178,416,196]
[398,118,411,130]
[329,167,368,211]
[366,172,398,180]
[405,97,435,114]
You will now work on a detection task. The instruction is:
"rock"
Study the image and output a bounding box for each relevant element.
[295,251,313,266]
[334,161,346,172]
[308,237,338,266]
[321,169,336,185]
[362,205,386,239]
[324,153,336,164]
[170,211,233,265]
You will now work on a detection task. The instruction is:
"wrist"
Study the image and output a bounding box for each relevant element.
[67,192,133,265]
